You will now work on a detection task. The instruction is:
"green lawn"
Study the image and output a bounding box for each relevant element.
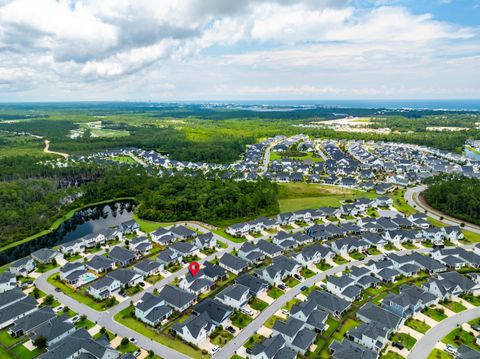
[316,262,332,271]
[391,189,416,215]
[47,274,118,311]
[384,243,400,251]
[441,300,467,313]
[427,349,453,359]
[93,329,115,341]
[283,276,300,288]
[333,255,349,265]
[250,298,269,312]
[75,317,96,330]
[405,318,431,334]
[300,267,316,278]
[391,332,417,350]
[209,329,233,347]
[231,311,253,329]
[422,307,447,322]
[114,307,207,358]
[277,182,377,212]
[116,341,139,353]
[349,251,365,260]
[211,229,245,243]
[0,329,23,348]
[402,242,418,250]
[244,334,266,350]
[264,315,282,329]
[145,273,163,285]
[267,287,284,299]
[35,262,59,273]
[11,344,44,359]
[282,298,300,312]
[442,328,480,351]
[381,351,405,359]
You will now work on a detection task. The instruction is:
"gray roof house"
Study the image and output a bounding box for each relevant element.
[215,284,250,309]
[86,255,115,274]
[135,292,172,327]
[0,289,38,330]
[31,248,61,264]
[158,285,196,312]
[219,253,249,275]
[307,290,351,318]
[8,256,35,276]
[108,246,136,267]
[31,315,76,347]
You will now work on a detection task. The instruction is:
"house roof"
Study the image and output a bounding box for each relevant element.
[86,255,115,271]
[307,290,351,314]
[216,284,250,302]
[158,285,196,310]
[108,246,136,262]
[219,253,248,271]
[107,269,140,285]
[193,298,232,325]
[235,274,268,295]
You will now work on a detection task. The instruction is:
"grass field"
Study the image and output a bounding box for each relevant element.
[391,332,417,350]
[381,351,405,359]
[421,307,447,322]
[270,151,324,162]
[442,328,480,351]
[405,318,431,334]
[427,349,452,359]
[441,300,467,313]
[277,182,377,212]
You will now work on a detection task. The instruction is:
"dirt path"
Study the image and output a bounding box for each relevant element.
[43,140,69,159]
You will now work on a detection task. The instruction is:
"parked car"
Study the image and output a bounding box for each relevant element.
[281,309,289,315]
[278,284,287,290]
[55,287,61,292]
[472,325,480,332]
[133,350,141,357]
[241,308,254,316]
[54,306,64,312]
[139,282,145,287]
[392,342,404,350]
[246,348,252,355]
[210,346,219,355]
[445,344,458,355]
[300,286,308,291]
[294,274,303,281]
[129,337,137,344]
[226,326,236,334]
[70,316,80,323]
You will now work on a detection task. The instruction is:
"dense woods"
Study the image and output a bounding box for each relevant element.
[0,166,279,247]
[423,175,480,225]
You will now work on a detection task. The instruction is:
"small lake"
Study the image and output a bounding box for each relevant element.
[0,200,135,265]
[465,148,480,162]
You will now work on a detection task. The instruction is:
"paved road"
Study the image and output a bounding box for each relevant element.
[35,222,240,359]
[216,244,469,359]
[408,307,480,359]
[314,141,329,161]
[260,140,281,174]
[405,186,480,234]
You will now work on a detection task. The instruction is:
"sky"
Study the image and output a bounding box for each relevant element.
[0,0,479,101]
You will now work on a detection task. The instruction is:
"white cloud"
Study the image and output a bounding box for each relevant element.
[0,0,477,100]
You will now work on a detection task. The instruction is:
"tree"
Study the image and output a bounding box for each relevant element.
[43,294,54,306]
[33,336,47,349]
[121,337,129,346]
[32,287,40,299]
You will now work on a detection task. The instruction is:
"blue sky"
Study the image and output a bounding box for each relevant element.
[0,0,478,101]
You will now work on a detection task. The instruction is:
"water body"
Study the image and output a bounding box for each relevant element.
[466,148,480,162]
[0,200,135,265]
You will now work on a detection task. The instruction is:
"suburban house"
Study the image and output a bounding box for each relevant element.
[59,262,96,288]
[135,292,173,327]
[8,257,35,276]
[86,255,115,274]
[108,246,137,267]
[215,283,250,309]
[0,289,38,330]
[157,285,196,312]
[87,276,121,300]
[0,272,17,293]
[31,248,62,264]
[219,253,249,275]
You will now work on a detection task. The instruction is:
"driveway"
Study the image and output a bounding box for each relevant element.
[408,307,480,359]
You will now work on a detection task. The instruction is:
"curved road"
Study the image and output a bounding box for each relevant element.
[408,307,480,359]
[405,185,480,234]
[44,139,69,159]
[215,244,477,359]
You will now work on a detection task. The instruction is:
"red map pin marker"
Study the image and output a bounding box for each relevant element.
[189,262,200,277]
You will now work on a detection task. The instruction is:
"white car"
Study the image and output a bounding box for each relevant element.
[445,344,458,355]
[241,308,254,316]
[54,306,64,313]
[70,315,80,323]
[281,309,289,315]
[210,346,219,355]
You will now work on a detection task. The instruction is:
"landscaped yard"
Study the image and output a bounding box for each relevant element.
[461,293,480,306]
[231,311,253,329]
[349,251,365,260]
[316,262,332,271]
[249,298,269,312]
[244,333,266,350]
[441,300,467,313]
[333,255,349,265]
[405,318,431,334]
[114,306,207,359]
[267,287,284,299]
[442,328,480,351]
[391,332,417,350]
[283,276,300,288]
[264,315,282,329]
[427,348,453,359]
[300,267,316,278]
[145,273,163,284]
[47,273,118,311]
[422,307,447,322]
[210,329,233,347]
[381,351,405,359]
[402,242,418,250]
[282,298,300,312]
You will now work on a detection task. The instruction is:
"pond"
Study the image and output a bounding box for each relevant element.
[465,148,480,162]
[0,200,135,265]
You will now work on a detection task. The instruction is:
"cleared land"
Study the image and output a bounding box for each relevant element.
[277,182,377,212]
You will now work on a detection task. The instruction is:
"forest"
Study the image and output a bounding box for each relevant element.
[423,175,480,226]
[0,164,279,247]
